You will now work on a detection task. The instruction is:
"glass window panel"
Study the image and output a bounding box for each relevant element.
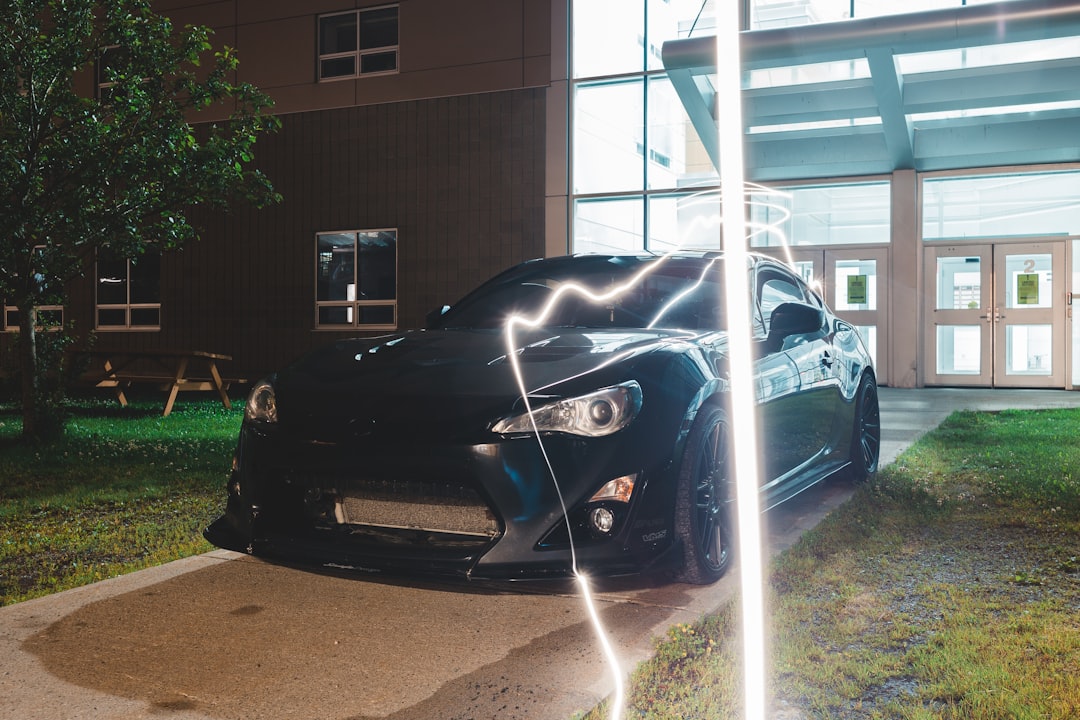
[129,249,160,305]
[321,57,356,79]
[573,79,645,194]
[648,192,722,253]
[572,0,644,78]
[320,14,357,54]
[834,259,876,311]
[97,254,128,305]
[1006,325,1052,375]
[317,234,356,302]
[97,308,126,327]
[574,197,645,254]
[318,306,353,326]
[749,182,890,247]
[646,76,719,190]
[360,52,397,74]
[359,7,398,49]
[936,325,981,374]
[646,0,717,72]
[130,308,160,327]
[751,0,849,29]
[358,305,395,325]
[936,256,981,310]
[1004,253,1052,309]
[923,171,1080,239]
[357,231,397,301]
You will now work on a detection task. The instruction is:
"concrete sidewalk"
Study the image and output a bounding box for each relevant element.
[3,388,1079,720]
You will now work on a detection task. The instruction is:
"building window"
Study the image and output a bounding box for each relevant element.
[95,45,123,99]
[318,6,399,81]
[96,246,161,330]
[316,230,397,329]
[3,305,64,332]
[3,246,64,332]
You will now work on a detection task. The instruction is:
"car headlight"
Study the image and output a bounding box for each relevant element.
[245,379,277,423]
[492,381,642,437]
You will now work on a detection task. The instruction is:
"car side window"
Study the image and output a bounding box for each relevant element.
[758,272,807,332]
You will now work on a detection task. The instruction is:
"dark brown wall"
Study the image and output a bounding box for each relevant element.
[1,0,553,387]
[51,87,546,380]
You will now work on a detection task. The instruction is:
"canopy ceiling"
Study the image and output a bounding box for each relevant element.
[662,0,1080,181]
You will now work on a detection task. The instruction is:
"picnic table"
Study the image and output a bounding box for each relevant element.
[81,349,244,416]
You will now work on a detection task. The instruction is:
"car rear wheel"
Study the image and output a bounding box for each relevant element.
[673,405,733,584]
[847,373,881,483]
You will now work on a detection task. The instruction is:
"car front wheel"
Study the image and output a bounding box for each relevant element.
[673,405,733,584]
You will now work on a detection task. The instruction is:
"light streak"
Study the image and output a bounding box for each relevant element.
[495,9,794,716]
[500,258,688,720]
[715,4,768,720]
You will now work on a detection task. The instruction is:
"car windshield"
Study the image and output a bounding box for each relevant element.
[437,255,727,330]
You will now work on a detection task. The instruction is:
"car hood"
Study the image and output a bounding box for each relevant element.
[272,327,717,441]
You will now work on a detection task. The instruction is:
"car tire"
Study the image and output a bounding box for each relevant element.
[846,373,881,483]
[672,404,733,585]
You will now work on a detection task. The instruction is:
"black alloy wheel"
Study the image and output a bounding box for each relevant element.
[673,405,733,584]
[848,373,881,482]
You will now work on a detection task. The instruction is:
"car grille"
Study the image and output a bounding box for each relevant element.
[292,474,500,539]
[339,481,498,537]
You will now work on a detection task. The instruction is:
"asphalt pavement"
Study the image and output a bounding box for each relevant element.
[3,387,1080,720]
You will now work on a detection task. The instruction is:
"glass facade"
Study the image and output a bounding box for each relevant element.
[749,182,891,247]
[571,0,719,254]
[923,171,1080,239]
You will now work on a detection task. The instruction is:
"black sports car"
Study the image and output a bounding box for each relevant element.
[205,252,880,584]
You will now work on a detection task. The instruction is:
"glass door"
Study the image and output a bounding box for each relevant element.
[924,241,1065,387]
[993,243,1064,387]
[756,248,887,377]
[826,249,887,375]
[925,245,993,385]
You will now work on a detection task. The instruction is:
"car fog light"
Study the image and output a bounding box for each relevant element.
[590,507,616,534]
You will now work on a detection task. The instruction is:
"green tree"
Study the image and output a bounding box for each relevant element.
[0,0,279,440]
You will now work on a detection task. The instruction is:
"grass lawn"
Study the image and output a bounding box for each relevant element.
[0,395,242,605]
[2,398,1078,718]
[584,409,1080,719]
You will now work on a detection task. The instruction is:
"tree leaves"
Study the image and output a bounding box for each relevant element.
[0,0,279,438]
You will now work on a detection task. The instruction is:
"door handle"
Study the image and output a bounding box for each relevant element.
[820,351,833,368]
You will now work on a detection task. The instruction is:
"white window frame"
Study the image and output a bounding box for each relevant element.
[318,5,400,82]
[315,229,398,330]
[95,247,161,331]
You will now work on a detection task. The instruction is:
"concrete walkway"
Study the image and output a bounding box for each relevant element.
[2,388,1079,720]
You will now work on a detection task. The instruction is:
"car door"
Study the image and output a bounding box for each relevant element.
[754,265,842,502]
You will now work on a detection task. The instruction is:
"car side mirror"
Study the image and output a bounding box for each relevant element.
[425,304,450,329]
[767,302,824,346]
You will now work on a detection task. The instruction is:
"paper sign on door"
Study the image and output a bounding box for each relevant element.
[847,274,868,305]
[1016,273,1039,305]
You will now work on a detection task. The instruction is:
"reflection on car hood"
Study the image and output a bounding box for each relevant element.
[274,328,716,440]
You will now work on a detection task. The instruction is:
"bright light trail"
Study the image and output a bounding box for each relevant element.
[715,4,768,720]
[500,262,686,720]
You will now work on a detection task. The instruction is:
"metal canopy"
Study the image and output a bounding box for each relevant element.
[662,0,1080,182]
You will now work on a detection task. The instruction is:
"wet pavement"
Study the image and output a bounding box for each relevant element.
[3,388,1080,719]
